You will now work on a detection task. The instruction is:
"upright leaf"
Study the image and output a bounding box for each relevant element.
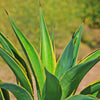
[40,8,56,73]
[42,68,62,100]
[0,47,33,97]
[0,32,33,88]
[8,14,45,96]
[60,57,100,100]
[66,94,98,100]
[78,49,100,64]
[55,39,74,79]
[0,83,33,100]
[72,23,83,65]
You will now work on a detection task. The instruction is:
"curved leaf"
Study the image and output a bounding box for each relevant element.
[66,94,98,100]
[42,68,62,100]
[55,39,74,79]
[0,83,33,100]
[0,47,33,97]
[60,57,100,100]
[51,26,55,51]
[40,8,56,73]
[0,89,5,100]
[78,49,100,64]
[1,89,10,100]
[0,34,13,55]
[0,78,10,100]
[0,32,33,88]
[80,80,100,98]
[8,15,45,96]
[0,33,25,73]
[72,23,83,65]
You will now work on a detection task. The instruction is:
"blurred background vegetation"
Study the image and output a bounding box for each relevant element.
[0,0,100,61]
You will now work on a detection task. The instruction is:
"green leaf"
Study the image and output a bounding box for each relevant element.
[0,33,18,54]
[0,34,13,55]
[0,80,10,100]
[51,26,55,51]
[8,15,45,96]
[72,23,83,65]
[92,91,99,97]
[96,91,100,98]
[60,57,100,100]
[40,8,56,73]
[0,32,33,89]
[55,39,74,79]
[80,80,100,98]
[1,89,10,100]
[66,94,98,100]
[78,49,100,64]
[0,33,25,73]
[0,83,33,100]
[0,89,5,100]
[0,47,33,97]
[42,68,62,100]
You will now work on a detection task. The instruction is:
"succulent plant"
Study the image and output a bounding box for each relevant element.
[0,5,100,100]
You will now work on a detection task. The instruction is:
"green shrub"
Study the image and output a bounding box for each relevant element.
[0,6,100,100]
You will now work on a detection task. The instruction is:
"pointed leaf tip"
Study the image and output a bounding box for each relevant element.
[6,35,8,38]
[43,67,62,100]
[72,32,75,39]
[83,17,86,23]
[98,56,100,58]
[74,39,77,44]
[4,9,9,15]
[39,1,41,8]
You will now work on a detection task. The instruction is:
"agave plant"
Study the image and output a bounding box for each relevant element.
[0,5,100,100]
